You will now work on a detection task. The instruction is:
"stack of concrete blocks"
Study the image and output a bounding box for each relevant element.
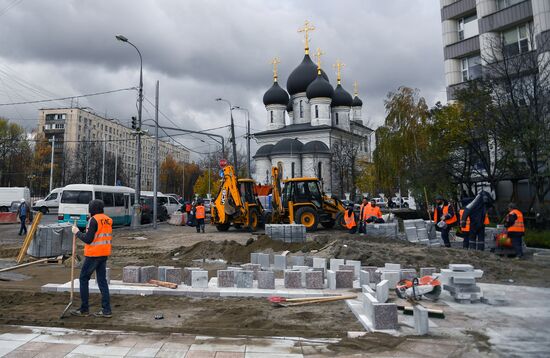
[191,270,208,288]
[364,223,399,239]
[425,221,440,246]
[361,285,398,330]
[403,219,429,244]
[265,224,306,243]
[441,264,484,303]
[27,223,73,258]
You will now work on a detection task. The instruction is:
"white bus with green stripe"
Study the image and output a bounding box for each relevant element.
[58,184,135,228]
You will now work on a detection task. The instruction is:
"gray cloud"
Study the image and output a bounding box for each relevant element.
[0,0,446,157]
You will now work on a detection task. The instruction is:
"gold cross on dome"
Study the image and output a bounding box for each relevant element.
[271,57,281,82]
[314,48,325,71]
[333,59,345,84]
[354,81,358,96]
[298,20,315,55]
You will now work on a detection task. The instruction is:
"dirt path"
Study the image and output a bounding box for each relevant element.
[0,291,362,338]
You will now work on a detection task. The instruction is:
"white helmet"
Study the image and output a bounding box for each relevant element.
[20,198,25,203]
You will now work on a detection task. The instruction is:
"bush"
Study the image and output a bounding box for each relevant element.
[525,231,550,249]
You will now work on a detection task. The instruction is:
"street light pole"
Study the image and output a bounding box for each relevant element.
[153,80,159,230]
[233,106,251,178]
[102,134,106,185]
[215,98,237,170]
[49,135,55,193]
[116,34,143,227]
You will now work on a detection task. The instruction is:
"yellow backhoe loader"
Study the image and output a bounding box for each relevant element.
[211,165,263,231]
[270,166,346,231]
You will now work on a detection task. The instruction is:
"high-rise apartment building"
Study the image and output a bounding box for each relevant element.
[37,107,190,190]
[440,0,550,100]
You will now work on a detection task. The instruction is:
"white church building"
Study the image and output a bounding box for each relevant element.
[252,22,373,196]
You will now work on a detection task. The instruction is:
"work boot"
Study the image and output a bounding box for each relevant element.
[93,310,112,318]
[70,309,89,317]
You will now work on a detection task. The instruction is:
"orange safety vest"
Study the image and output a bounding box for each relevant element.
[434,204,457,225]
[364,205,382,219]
[195,205,205,219]
[344,211,356,229]
[459,209,489,232]
[84,213,112,257]
[507,209,524,233]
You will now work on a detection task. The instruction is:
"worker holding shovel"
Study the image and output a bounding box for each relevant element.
[70,199,113,318]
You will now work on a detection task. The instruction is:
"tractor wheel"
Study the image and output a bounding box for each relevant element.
[321,220,335,229]
[216,223,230,232]
[234,224,243,229]
[295,207,319,232]
[335,212,346,229]
[40,206,49,214]
[248,208,260,232]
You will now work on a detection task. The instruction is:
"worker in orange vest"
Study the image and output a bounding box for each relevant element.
[433,195,457,247]
[364,199,384,223]
[459,208,490,248]
[344,204,357,234]
[70,199,112,318]
[460,191,493,251]
[358,197,368,234]
[504,203,525,258]
[195,199,206,233]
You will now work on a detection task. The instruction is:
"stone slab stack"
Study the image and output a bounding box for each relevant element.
[27,223,73,258]
[403,219,429,244]
[441,264,484,303]
[265,224,306,243]
[364,223,399,239]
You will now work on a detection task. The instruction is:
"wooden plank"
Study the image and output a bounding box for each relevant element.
[16,212,42,263]
[0,258,50,273]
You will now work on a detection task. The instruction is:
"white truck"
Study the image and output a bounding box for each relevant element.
[0,187,31,212]
[32,187,63,214]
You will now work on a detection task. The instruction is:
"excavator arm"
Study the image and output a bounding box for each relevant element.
[212,165,245,224]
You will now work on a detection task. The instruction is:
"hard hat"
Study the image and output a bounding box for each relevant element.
[20,198,25,203]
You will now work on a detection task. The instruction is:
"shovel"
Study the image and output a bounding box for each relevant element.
[60,221,77,319]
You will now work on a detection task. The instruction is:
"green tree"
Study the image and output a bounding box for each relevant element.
[0,118,32,188]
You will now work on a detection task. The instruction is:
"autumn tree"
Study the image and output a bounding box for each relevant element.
[0,118,32,188]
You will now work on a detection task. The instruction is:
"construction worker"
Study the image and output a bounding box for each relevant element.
[358,197,368,234]
[344,203,357,234]
[70,199,112,318]
[364,199,384,223]
[460,191,492,251]
[433,195,457,248]
[16,198,30,236]
[504,203,524,258]
[195,199,206,233]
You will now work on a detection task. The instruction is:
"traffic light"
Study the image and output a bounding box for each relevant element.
[131,116,137,130]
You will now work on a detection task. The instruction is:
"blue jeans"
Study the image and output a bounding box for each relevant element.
[19,216,27,235]
[79,256,111,314]
[464,226,485,251]
[508,232,524,257]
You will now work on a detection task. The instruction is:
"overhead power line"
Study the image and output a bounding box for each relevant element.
[0,87,137,106]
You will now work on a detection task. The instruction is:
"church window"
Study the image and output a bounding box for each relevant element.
[335,112,339,125]
[317,162,322,181]
[315,105,319,118]
[291,162,295,178]
[299,101,303,118]
[270,111,273,123]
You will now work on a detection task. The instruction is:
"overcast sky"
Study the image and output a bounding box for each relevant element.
[0,0,445,157]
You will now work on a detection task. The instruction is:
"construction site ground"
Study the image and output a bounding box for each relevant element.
[1,221,550,357]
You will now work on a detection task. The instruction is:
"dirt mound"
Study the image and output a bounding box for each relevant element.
[164,235,324,265]
[315,235,550,287]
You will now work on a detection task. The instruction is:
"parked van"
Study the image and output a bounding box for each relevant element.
[141,191,180,215]
[59,184,135,228]
[32,187,63,214]
[0,187,31,212]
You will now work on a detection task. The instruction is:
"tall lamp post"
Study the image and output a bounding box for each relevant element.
[116,34,143,228]
[215,98,237,170]
[233,106,251,178]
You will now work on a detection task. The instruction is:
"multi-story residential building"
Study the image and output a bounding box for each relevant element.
[441,0,550,100]
[37,107,190,190]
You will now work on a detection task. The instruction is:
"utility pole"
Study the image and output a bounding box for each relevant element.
[153,80,159,230]
[102,134,106,185]
[215,98,237,169]
[49,135,55,193]
[233,106,251,178]
[114,143,118,186]
[85,125,90,184]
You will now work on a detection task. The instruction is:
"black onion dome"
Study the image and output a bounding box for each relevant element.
[253,144,274,158]
[302,141,330,155]
[332,84,353,107]
[270,138,304,156]
[352,95,363,107]
[306,74,334,99]
[286,99,293,113]
[286,54,329,96]
[263,82,290,106]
